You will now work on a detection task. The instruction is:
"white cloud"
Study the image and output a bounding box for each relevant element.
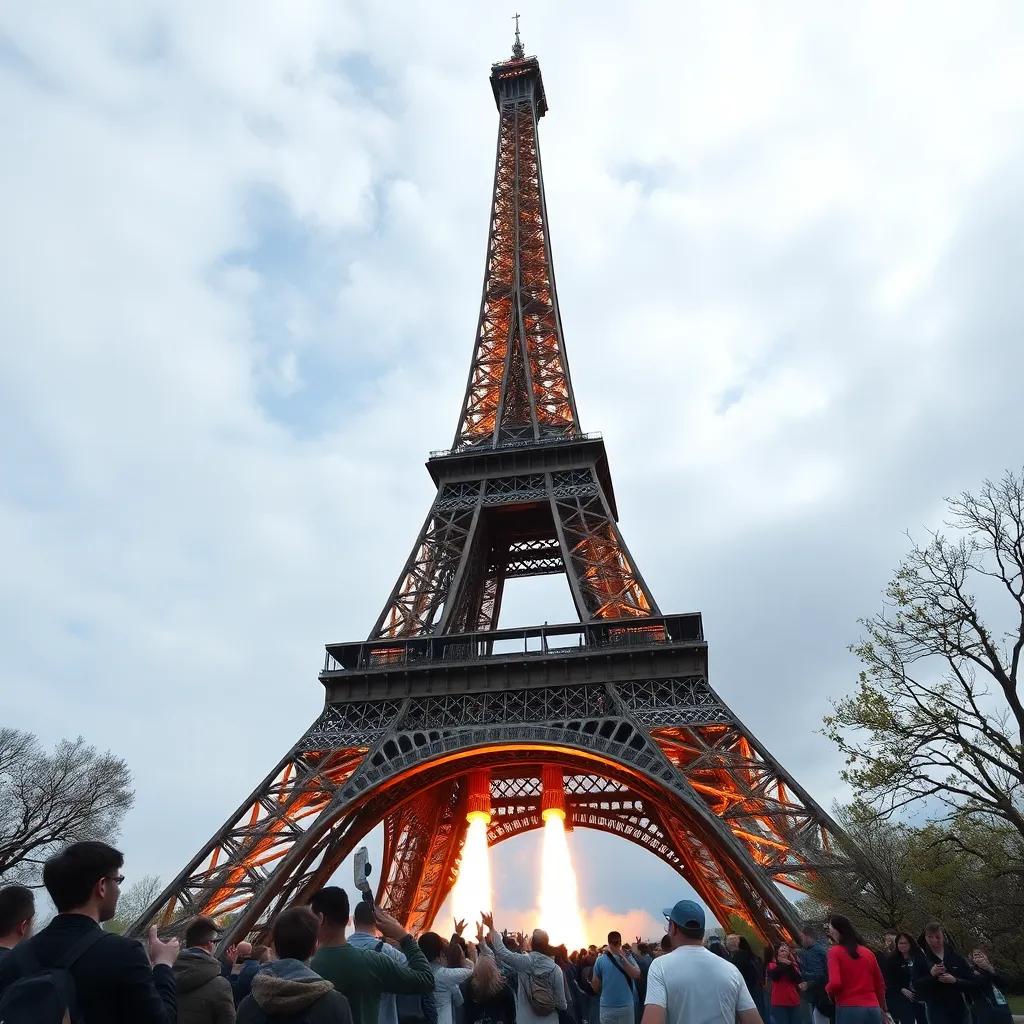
[1,0,1022,923]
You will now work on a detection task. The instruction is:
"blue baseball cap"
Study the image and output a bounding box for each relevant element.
[663,900,706,931]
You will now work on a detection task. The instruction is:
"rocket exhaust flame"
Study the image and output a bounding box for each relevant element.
[539,766,585,948]
[539,810,586,949]
[452,771,493,928]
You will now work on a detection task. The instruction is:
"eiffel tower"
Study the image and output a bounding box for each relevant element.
[132,35,856,946]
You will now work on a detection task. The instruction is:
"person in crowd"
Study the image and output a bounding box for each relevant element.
[174,915,236,1023]
[912,920,980,1024]
[577,950,601,1024]
[310,887,435,1024]
[0,840,179,1023]
[347,898,410,1024]
[228,944,271,1009]
[634,943,653,1008]
[461,952,517,1024]
[591,930,642,1024]
[420,929,474,1024]
[823,915,887,1024]
[641,899,761,1024]
[237,906,351,1023]
[555,944,579,1024]
[966,947,1011,1024]
[875,933,897,970]
[882,933,926,1024]
[222,940,252,978]
[761,946,775,1017]
[707,935,730,961]
[658,936,672,956]
[731,937,766,1020]
[483,910,568,1024]
[767,942,802,1024]
[0,886,35,962]
[797,926,830,1024]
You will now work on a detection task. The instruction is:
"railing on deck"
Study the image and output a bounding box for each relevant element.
[321,613,703,675]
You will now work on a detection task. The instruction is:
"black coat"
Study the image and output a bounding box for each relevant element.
[913,946,981,1010]
[0,912,176,1024]
[884,953,921,996]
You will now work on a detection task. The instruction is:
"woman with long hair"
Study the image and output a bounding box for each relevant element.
[967,947,1012,1024]
[883,933,926,1024]
[732,936,767,1020]
[825,916,888,1024]
[461,954,517,1024]
[767,941,803,1024]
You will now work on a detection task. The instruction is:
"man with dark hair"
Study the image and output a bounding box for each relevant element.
[174,915,235,1023]
[0,841,179,1022]
[912,920,980,1024]
[641,900,761,1024]
[796,926,829,1024]
[310,886,435,1024]
[237,906,352,1023]
[592,931,641,1024]
[0,886,35,961]
[347,899,408,1024]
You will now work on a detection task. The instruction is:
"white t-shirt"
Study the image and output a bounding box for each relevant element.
[645,945,755,1024]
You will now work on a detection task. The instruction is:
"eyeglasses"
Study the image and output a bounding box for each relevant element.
[105,875,125,885]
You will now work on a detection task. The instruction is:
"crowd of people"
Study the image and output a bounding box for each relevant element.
[0,841,1017,1024]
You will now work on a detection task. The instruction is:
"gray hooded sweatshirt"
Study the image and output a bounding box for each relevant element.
[236,957,353,1024]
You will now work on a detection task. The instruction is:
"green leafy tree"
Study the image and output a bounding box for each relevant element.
[824,469,1024,840]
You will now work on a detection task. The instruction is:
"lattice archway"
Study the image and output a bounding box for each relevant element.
[200,735,816,949]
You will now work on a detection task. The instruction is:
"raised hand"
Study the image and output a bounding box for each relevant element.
[476,921,485,945]
[454,918,467,936]
[374,907,410,941]
[148,926,180,968]
[224,944,239,965]
[481,910,495,930]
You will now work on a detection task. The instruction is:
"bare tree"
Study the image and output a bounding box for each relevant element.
[0,728,134,882]
[105,874,163,934]
[804,802,923,932]
[824,468,1024,840]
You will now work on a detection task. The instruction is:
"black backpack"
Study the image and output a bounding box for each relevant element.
[0,929,104,1023]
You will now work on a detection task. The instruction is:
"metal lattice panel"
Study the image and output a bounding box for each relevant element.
[300,702,404,748]
[552,488,657,619]
[616,678,728,726]
[399,684,612,731]
[371,502,476,639]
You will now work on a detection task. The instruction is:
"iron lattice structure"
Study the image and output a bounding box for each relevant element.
[131,42,861,946]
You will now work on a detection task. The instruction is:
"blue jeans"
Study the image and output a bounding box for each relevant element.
[836,1008,883,1024]
[774,1007,803,1024]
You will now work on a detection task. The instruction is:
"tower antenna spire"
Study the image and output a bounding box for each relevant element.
[511,12,524,59]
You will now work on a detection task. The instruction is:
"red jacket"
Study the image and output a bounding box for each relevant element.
[826,945,886,1008]
[768,960,802,1006]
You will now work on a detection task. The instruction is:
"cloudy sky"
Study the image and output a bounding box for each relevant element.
[2,1,1023,939]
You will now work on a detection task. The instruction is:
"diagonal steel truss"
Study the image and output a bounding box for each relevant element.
[128,42,872,948]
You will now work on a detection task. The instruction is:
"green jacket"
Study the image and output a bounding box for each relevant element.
[311,934,434,1024]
